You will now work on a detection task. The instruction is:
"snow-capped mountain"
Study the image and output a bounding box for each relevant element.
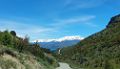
[32,36,84,50]
[33,36,84,42]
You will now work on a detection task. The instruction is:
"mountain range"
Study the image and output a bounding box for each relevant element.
[32,36,83,50]
[39,40,80,50]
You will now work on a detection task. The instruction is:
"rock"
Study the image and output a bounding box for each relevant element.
[107,14,120,28]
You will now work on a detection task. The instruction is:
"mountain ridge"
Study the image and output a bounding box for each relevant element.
[107,14,120,28]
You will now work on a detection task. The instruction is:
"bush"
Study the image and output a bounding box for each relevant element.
[1,31,12,46]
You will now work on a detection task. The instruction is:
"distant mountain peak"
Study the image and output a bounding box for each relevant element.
[33,36,84,42]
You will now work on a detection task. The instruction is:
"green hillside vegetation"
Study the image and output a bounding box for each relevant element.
[57,14,120,69]
[0,30,58,69]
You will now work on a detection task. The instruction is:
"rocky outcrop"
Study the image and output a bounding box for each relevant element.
[107,14,120,28]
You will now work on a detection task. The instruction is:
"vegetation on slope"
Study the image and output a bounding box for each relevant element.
[0,30,58,69]
[57,14,120,69]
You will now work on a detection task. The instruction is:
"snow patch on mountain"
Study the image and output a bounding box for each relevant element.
[33,36,84,42]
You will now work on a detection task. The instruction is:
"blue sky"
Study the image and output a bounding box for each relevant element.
[0,0,120,41]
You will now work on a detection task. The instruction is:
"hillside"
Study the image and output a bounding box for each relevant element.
[0,30,58,69]
[58,14,120,69]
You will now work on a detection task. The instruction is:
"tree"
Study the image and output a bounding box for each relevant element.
[30,41,44,58]
[18,39,24,53]
[18,36,29,53]
[1,30,12,46]
[10,31,16,36]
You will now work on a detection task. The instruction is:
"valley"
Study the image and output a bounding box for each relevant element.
[0,14,120,69]
[0,0,120,68]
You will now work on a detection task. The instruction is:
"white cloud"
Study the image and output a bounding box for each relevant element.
[57,15,95,23]
[32,35,84,42]
[51,15,97,27]
[0,19,54,38]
